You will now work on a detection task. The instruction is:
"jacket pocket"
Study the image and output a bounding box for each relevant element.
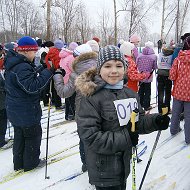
[96,153,123,178]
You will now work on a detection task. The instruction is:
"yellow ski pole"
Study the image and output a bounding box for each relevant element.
[130,109,139,190]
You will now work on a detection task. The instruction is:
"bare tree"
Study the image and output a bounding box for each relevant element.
[52,0,78,43]
[97,7,114,46]
[19,1,43,37]
[75,3,91,43]
[4,0,23,40]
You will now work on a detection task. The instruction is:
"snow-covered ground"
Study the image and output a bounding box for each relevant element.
[1,74,190,190]
[1,50,190,190]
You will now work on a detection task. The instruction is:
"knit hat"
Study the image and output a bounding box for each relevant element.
[73,44,92,56]
[92,37,100,43]
[43,41,54,48]
[120,41,135,56]
[145,41,154,49]
[130,34,141,44]
[97,45,127,71]
[54,39,64,49]
[17,36,38,51]
[36,38,42,47]
[86,40,99,52]
[68,42,78,51]
[4,43,15,51]
[183,36,190,50]
[181,33,190,41]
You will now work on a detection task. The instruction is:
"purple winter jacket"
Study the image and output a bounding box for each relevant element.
[136,47,157,83]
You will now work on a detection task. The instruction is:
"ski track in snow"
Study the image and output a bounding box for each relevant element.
[1,67,190,189]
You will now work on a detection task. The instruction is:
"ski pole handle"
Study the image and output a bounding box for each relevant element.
[130,108,138,132]
[162,107,168,116]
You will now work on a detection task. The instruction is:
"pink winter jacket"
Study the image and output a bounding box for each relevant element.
[169,50,190,101]
[59,49,75,84]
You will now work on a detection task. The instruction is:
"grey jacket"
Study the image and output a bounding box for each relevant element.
[53,52,98,118]
[75,68,160,187]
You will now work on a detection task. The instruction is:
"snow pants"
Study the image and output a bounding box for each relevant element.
[13,124,42,171]
[157,75,172,113]
[170,98,190,144]
[138,82,151,110]
[0,109,7,147]
[65,92,76,120]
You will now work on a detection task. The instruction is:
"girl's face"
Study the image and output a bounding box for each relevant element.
[100,60,125,85]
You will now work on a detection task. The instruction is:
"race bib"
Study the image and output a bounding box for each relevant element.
[113,98,139,126]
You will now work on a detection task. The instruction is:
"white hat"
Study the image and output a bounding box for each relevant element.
[145,41,154,49]
[73,44,92,56]
[120,41,135,56]
[86,40,99,52]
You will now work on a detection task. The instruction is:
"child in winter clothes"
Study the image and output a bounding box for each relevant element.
[4,36,54,171]
[130,34,141,61]
[136,41,157,111]
[75,45,169,190]
[45,39,64,110]
[169,36,190,144]
[120,40,149,92]
[59,42,78,120]
[53,44,98,172]
[157,47,174,114]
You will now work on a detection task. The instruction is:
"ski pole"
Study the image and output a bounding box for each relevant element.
[138,107,168,190]
[45,80,52,179]
[130,109,139,190]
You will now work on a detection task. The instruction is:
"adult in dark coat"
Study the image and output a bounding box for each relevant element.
[4,36,54,171]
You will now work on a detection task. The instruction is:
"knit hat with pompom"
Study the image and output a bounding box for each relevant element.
[17,36,38,51]
[120,40,135,56]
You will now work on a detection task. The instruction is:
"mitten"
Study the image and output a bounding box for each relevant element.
[155,114,170,130]
[54,68,66,77]
[127,123,139,146]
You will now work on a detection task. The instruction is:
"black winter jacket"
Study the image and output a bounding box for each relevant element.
[4,50,52,127]
[76,68,160,187]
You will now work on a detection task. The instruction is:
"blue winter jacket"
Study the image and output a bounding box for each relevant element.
[4,50,52,127]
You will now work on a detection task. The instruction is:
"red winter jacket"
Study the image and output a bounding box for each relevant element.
[45,47,60,70]
[0,57,4,70]
[125,56,147,92]
[169,50,190,101]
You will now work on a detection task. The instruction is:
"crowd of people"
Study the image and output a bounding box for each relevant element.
[0,32,190,189]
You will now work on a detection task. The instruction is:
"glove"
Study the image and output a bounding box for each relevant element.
[127,123,139,146]
[54,68,66,77]
[144,72,150,79]
[155,114,170,130]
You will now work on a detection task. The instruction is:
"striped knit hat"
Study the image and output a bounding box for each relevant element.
[97,45,127,71]
[17,36,38,51]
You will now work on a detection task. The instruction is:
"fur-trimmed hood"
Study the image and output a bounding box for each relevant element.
[75,67,106,97]
[72,52,98,75]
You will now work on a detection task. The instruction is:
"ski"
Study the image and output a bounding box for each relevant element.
[143,175,166,189]
[136,140,145,148]
[0,139,14,152]
[48,120,75,128]
[156,129,184,150]
[0,151,79,184]
[137,145,147,158]
[165,182,176,190]
[163,144,189,159]
[42,171,85,190]
[41,130,66,140]
[41,110,64,120]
